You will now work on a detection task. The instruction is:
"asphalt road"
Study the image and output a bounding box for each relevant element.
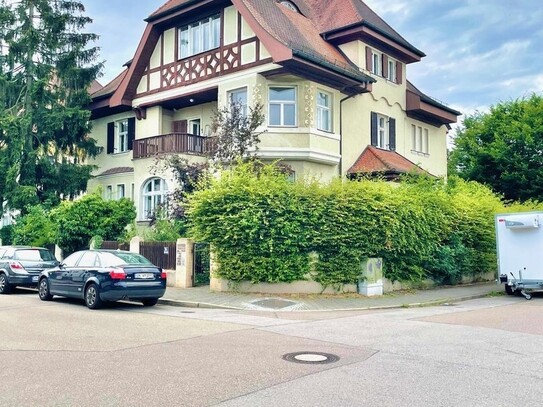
[1,289,543,406]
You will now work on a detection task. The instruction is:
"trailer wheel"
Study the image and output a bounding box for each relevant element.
[505,284,514,295]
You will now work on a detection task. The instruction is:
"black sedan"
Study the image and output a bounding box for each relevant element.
[38,250,167,309]
[0,246,59,294]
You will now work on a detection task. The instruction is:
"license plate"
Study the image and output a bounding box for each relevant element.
[135,273,154,279]
[32,276,39,282]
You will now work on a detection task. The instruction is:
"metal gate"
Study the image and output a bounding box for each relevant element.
[192,243,210,286]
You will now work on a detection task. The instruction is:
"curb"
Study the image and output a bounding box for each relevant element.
[158,291,495,312]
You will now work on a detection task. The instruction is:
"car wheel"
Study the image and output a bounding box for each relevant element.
[84,283,103,310]
[38,278,53,301]
[142,298,159,307]
[0,273,12,294]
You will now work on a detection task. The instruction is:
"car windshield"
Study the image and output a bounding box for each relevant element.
[14,249,55,261]
[99,252,153,267]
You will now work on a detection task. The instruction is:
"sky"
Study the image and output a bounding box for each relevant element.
[83,0,543,123]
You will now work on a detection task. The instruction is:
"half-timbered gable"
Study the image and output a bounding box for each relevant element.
[88,0,460,222]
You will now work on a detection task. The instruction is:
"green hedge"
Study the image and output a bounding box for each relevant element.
[187,162,539,288]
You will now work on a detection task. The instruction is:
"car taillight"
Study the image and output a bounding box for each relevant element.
[109,268,127,280]
[161,271,167,279]
[9,262,26,272]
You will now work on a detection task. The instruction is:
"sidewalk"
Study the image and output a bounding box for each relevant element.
[159,281,501,311]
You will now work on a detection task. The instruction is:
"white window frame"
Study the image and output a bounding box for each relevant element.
[106,185,113,200]
[372,51,382,76]
[179,15,220,59]
[117,184,125,200]
[316,90,332,132]
[423,128,429,154]
[228,87,248,118]
[142,178,168,220]
[387,58,397,82]
[188,118,201,135]
[412,124,430,155]
[116,119,129,153]
[377,114,389,149]
[268,86,297,127]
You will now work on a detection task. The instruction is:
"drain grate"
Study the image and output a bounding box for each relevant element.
[282,352,340,365]
[251,298,299,309]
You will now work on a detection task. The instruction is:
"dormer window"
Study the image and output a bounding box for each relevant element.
[179,15,220,59]
[279,1,300,13]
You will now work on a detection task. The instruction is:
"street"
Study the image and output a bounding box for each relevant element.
[1,290,543,406]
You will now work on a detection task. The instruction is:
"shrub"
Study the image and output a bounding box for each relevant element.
[187,162,536,287]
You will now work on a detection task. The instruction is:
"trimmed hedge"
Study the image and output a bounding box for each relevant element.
[187,162,540,288]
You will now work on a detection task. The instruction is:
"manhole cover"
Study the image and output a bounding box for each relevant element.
[251,298,298,309]
[282,352,340,365]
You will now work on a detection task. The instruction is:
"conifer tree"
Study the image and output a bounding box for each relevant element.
[0,0,102,212]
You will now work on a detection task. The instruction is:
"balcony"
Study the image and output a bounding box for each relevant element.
[133,133,210,159]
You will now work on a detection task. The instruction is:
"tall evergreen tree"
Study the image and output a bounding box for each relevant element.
[0,0,102,212]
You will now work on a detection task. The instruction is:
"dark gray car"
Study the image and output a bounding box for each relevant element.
[0,246,58,294]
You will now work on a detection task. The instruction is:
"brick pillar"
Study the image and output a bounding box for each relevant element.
[175,238,194,288]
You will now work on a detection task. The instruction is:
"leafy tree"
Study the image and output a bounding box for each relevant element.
[12,204,54,246]
[208,100,265,163]
[449,94,543,201]
[151,100,266,226]
[0,0,102,213]
[50,193,136,254]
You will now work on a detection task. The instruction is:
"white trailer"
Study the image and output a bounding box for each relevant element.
[495,211,543,300]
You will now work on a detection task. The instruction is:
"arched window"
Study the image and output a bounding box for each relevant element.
[279,1,300,13]
[142,178,168,219]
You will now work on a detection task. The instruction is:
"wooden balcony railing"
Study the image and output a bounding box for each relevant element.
[133,133,210,159]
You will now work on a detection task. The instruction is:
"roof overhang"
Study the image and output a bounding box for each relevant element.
[323,22,425,64]
[406,90,460,127]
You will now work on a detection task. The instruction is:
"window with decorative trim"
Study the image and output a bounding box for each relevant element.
[316,90,332,132]
[179,15,220,59]
[142,178,168,220]
[371,112,396,151]
[269,87,296,126]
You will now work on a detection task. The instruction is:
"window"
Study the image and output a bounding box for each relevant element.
[372,51,382,76]
[117,184,125,199]
[412,124,429,154]
[78,252,99,268]
[142,178,168,220]
[189,119,201,135]
[62,252,83,267]
[107,118,134,154]
[269,87,296,126]
[377,115,387,149]
[106,185,113,200]
[280,1,300,12]
[316,91,332,132]
[179,15,220,59]
[228,87,248,117]
[117,119,128,153]
[371,112,396,151]
[387,58,397,82]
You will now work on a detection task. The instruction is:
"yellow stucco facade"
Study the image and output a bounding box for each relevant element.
[89,3,456,220]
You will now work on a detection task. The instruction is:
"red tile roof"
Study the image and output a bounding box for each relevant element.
[348,146,429,175]
[91,69,128,99]
[97,167,134,177]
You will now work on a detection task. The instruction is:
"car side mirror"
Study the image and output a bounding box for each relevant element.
[58,262,65,268]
